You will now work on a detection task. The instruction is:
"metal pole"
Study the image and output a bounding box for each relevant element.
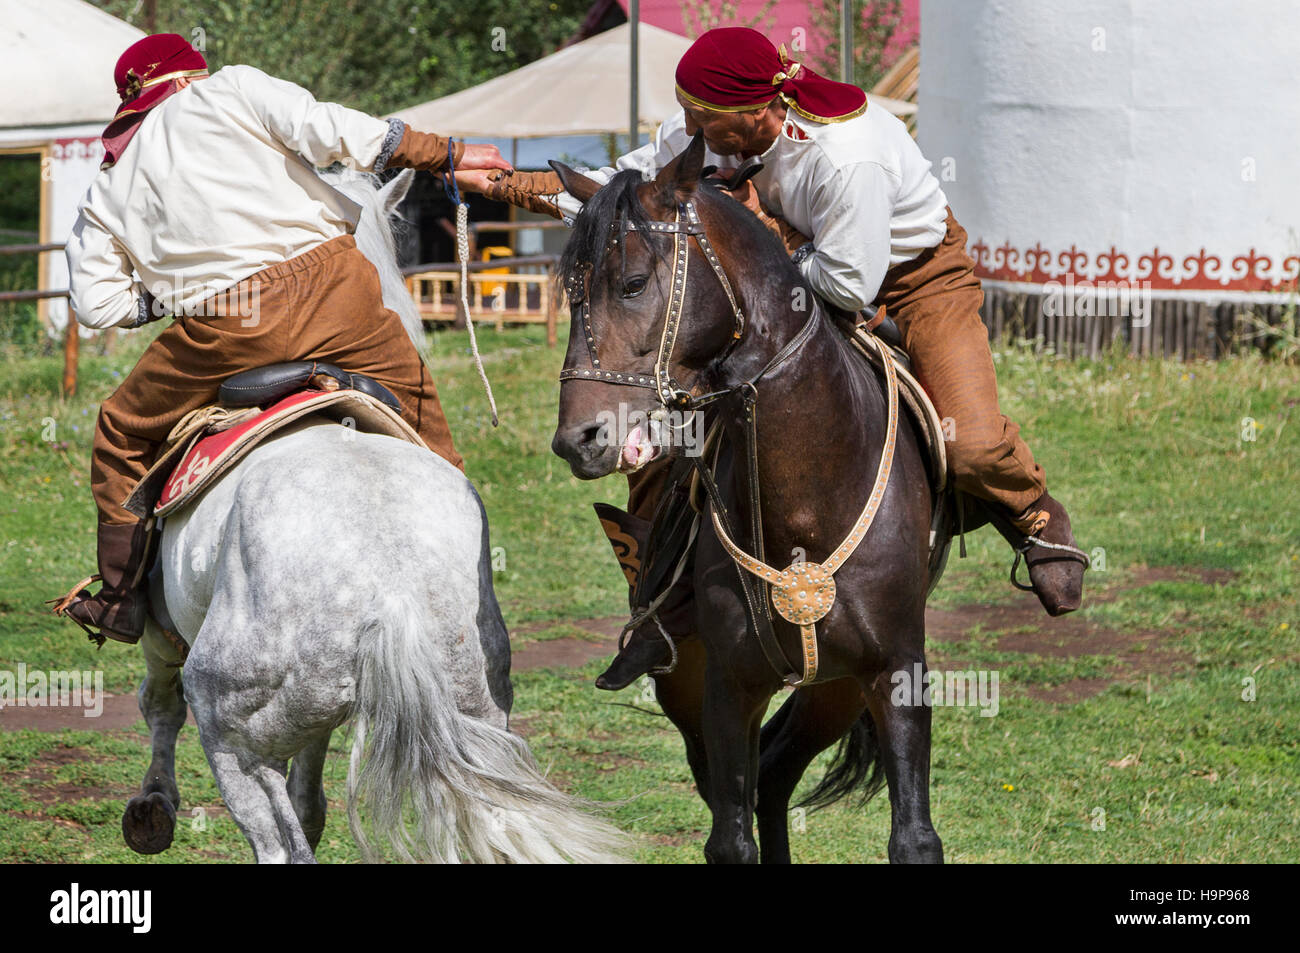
[841,0,853,85]
[629,0,640,149]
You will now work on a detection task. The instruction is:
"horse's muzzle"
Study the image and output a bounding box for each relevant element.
[552,421,621,479]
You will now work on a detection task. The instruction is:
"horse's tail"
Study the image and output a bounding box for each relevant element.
[345,596,627,864]
[796,709,887,812]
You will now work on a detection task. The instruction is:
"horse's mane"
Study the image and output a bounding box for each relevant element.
[557,169,653,291]
[558,169,802,297]
[319,166,425,354]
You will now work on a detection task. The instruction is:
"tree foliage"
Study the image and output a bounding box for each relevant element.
[808,0,903,91]
[88,0,594,114]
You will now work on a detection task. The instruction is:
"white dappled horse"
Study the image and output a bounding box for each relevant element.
[123,169,624,863]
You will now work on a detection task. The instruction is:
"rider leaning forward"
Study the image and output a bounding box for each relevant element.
[457,27,1089,689]
[54,33,511,644]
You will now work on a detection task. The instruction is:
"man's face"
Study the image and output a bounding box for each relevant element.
[676,92,769,156]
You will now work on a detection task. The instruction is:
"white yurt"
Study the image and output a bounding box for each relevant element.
[0,0,144,330]
[919,0,1300,357]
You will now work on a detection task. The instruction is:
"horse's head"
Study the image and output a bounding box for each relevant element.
[550,133,783,479]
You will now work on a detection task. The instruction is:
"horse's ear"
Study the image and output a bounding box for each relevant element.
[652,132,706,206]
[379,169,414,216]
[549,161,602,204]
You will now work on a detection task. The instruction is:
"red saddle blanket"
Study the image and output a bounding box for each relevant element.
[124,389,426,520]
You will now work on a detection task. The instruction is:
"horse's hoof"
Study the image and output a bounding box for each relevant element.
[122,792,177,855]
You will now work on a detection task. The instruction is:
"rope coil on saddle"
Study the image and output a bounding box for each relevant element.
[445,143,499,427]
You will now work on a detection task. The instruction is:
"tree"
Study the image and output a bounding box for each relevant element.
[677,0,779,39]
[808,0,903,92]
[88,0,593,114]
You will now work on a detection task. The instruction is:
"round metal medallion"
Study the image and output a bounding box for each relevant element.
[770,562,836,625]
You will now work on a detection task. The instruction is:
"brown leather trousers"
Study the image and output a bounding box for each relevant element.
[92,235,462,526]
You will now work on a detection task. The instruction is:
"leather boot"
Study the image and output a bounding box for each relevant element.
[596,584,690,691]
[591,502,684,691]
[1011,492,1087,616]
[51,520,151,644]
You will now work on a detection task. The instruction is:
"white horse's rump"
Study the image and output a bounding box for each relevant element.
[128,171,625,863]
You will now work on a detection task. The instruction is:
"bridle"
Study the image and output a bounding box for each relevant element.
[559,198,755,411]
[560,191,899,688]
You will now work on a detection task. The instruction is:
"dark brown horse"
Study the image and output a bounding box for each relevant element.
[550,134,943,864]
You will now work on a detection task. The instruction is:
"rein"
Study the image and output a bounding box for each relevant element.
[562,194,898,687]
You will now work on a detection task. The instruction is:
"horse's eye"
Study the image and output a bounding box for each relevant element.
[622,276,648,298]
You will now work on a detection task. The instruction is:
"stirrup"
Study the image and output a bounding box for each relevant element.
[618,610,679,677]
[1008,535,1092,592]
[47,574,109,646]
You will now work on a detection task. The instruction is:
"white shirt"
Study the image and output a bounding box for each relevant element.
[67,65,395,329]
[559,105,950,311]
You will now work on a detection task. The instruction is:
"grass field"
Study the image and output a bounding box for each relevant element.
[0,322,1296,863]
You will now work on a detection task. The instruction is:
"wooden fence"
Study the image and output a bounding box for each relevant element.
[980,285,1297,360]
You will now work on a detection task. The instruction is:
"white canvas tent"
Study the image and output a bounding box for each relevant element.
[395,22,915,141]
[0,0,145,330]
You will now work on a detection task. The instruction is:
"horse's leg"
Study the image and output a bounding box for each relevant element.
[651,638,711,804]
[755,678,867,864]
[862,659,944,864]
[185,641,317,864]
[199,741,315,864]
[699,661,771,865]
[287,732,332,852]
[122,624,187,855]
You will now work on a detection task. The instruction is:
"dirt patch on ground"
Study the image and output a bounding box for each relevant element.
[0,693,197,733]
[0,565,1237,734]
[6,744,131,805]
[924,564,1231,702]
[0,744,133,833]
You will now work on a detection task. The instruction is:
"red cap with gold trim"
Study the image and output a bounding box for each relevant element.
[674,27,866,123]
[101,34,208,167]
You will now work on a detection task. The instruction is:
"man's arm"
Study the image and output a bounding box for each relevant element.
[796,161,897,312]
[65,210,148,330]
[455,111,699,220]
[230,65,508,175]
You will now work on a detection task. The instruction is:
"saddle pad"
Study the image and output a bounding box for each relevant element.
[846,326,949,493]
[126,389,425,520]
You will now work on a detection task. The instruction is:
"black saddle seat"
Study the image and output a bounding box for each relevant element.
[219,361,402,414]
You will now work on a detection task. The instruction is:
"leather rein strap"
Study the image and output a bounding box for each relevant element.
[561,195,899,687]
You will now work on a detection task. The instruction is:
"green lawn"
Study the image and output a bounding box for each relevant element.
[0,323,1296,862]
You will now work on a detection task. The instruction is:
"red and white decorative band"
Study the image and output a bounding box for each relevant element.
[968,239,1300,294]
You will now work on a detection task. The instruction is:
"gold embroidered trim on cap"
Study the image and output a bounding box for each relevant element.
[140,68,210,90]
[779,92,868,124]
[676,84,775,113]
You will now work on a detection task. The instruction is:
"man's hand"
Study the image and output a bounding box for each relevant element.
[722,179,810,255]
[727,179,763,216]
[458,143,512,172]
[454,169,505,194]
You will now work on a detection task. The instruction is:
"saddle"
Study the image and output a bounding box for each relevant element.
[125,361,424,521]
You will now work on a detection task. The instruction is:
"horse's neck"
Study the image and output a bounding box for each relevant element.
[724,308,885,554]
